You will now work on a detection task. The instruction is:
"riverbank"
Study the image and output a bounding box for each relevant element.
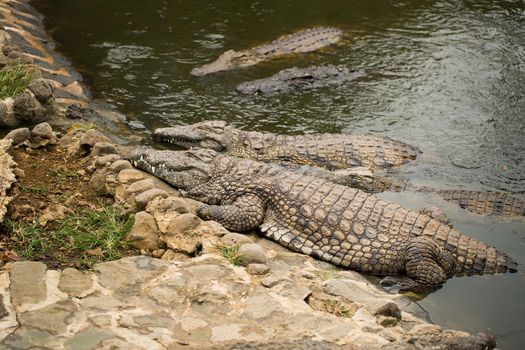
[0,1,505,349]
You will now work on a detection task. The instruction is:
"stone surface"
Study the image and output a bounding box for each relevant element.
[31,122,54,140]
[135,188,169,211]
[13,91,45,122]
[91,141,118,157]
[27,78,54,103]
[9,261,47,307]
[95,154,122,168]
[127,211,160,251]
[58,268,93,297]
[117,168,145,184]
[238,243,267,267]
[221,232,253,246]
[4,127,30,145]
[246,263,270,275]
[0,139,17,223]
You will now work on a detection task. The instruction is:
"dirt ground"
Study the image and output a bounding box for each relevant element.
[0,142,136,269]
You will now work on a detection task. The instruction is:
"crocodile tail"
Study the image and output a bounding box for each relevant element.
[455,234,518,275]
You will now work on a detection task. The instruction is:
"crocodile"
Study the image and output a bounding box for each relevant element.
[153,120,419,171]
[334,168,525,218]
[235,65,366,95]
[190,27,345,76]
[129,147,518,291]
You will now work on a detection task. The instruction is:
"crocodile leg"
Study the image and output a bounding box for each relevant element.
[197,194,266,232]
[381,236,456,292]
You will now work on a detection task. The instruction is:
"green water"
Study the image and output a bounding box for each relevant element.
[32,0,525,347]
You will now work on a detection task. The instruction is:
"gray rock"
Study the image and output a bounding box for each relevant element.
[0,100,19,128]
[13,91,45,122]
[91,141,118,157]
[0,30,12,47]
[5,127,29,145]
[366,300,402,321]
[28,79,54,103]
[246,263,270,275]
[10,261,47,307]
[108,160,132,174]
[238,243,267,267]
[95,154,122,168]
[31,122,54,140]
[261,270,291,288]
[220,232,253,246]
[126,211,160,251]
[19,301,77,335]
[135,188,169,211]
[146,196,190,215]
[58,268,93,297]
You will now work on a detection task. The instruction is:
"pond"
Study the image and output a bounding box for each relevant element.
[32,0,525,347]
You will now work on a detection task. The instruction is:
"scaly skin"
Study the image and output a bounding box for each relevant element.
[129,147,517,291]
[191,27,345,76]
[235,65,366,95]
[153,120,419,171]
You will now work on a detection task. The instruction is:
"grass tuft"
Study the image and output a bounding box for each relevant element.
[215,244,242,266]
[0,62,39,99]
[5,206,135,269]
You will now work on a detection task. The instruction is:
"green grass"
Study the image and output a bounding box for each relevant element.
[0,62,39,99]
[215,244,242,266]
[5,206,135,269]
[18,184,50,195]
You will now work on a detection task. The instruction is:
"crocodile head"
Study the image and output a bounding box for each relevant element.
[190,49,247,76]
[129,146,216,191]
[153,120,228,151]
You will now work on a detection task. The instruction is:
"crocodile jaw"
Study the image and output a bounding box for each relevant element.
[190,50,246,76]
[129,147,214,190]
[153,120,227,151]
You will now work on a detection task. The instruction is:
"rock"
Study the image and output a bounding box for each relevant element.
[27,79,54,103]
[146,196,190,215]
[246,263,270,275]
[126,211,159,251]
[377,315,398,327]
[117,169,145,184]
[0,139,16,222]
[13,91,45,122]
[161,249,189,261]
[31,122,54,140]
[152,249,166,258]
[162,213,203,254]
[38,204,67,227]
[0,99,19,127]
[124,179,155,199]
[0,30,12,47]
[9,261,48,307]
[88,168,109,195]
[18,301,78,335]
[95,154,122,168]
[366,300,402,321]
[238,243,267,267]
[135,188,169,211]
[91,141,118,157]
[261,270,291,288]
[58,268,93,297]
[220,232,253,246]
[5,127,30,145]
[108,160,133,174]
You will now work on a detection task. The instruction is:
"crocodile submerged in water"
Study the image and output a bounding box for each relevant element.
[129,147,517,291]
[190,27,345,76]
[235,65,366,95]
[153,120,419,171]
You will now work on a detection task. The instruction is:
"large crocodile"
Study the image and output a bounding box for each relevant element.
[153,121,525,218]
[129,147,518,291]
[153,120,419,171]
[191,27,345,76]
[235,65,366,95]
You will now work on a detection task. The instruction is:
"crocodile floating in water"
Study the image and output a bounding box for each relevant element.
[153,120,419,171]
[235,65,366,95]
[191,27,345,76]
[129,147,517,291]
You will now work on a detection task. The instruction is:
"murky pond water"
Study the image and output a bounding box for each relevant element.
[32,0,525,347]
